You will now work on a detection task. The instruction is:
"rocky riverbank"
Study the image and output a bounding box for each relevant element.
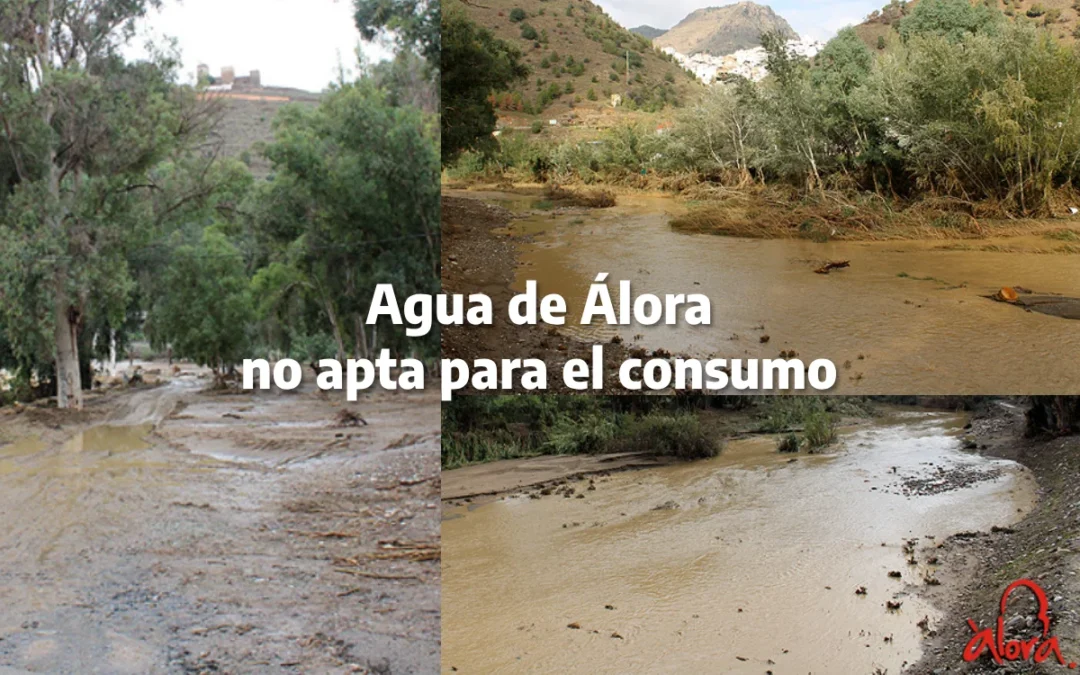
[912,401,1080,674]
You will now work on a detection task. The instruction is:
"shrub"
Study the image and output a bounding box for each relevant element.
[509,7,527,22]
[531,120,544,134]
[777,433,800,453]
[802,409,837,451]
[615,413,722,460]
[543,414,617,454]
[520,23,538,40]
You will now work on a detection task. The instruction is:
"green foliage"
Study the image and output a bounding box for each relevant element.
[650,18,1080,215]
[441,0,528,163]
[0,0,211,407]
[442,396,732,468]
[253,81,441,360]
[520,22,539,40]
[509,7,527,22]
[354,0,440,68]
[531,120,544,133]
[776,433,800,453]
[147,229,254,373]
[611,413,722,459]
[898,0,1002,42]
[802,408,838,451]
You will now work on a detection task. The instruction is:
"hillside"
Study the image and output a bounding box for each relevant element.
[855,0,1079,50]
[630,25,668,39]
[460,0,704,124]
[199,73,321,178]
[655,2,797,56]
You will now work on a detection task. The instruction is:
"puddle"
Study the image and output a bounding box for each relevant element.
[488,192,1080,393]
[0,424,179,567]
[441,412,1037,674]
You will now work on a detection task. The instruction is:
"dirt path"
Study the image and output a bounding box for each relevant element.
[0,366,440,674]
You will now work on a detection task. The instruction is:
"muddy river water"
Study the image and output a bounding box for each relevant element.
[442,411,1037,674]
[462,191,1080,393]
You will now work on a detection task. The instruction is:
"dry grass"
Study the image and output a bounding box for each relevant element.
[544,184,616,208]
[670,187,1080,242]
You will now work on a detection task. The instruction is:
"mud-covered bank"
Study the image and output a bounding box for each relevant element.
[912,403,1080,674]
[0,367,441,674]
[444,189,1080,394]
[442,195,635,394]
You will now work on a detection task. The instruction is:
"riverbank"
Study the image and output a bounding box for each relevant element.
[0,365,440,674]
[912,401,1080,674]
[442,195,637,393]
[441,402,1037,673]
[442,187,1080,393]
[444,181,1080,246]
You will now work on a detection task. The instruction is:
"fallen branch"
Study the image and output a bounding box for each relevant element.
[287,530,362,539]
[814,260,851,275]
[336,569,422,582]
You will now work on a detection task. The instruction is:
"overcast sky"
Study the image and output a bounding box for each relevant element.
[599,0,886,42]
[123,0,393,92]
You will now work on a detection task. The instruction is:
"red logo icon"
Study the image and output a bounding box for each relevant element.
[963,579,1076,668]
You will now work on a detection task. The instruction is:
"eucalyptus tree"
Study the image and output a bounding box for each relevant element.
[0,0,212,408]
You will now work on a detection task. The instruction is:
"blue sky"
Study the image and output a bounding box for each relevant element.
[600,0,887,42]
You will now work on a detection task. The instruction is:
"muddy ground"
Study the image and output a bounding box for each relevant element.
[0,365,440,674]
[913,403,1080,674]
[442,195,634,393]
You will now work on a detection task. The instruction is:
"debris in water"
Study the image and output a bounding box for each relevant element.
[814,260,850,275]
[996,286,1020,303]
[334,409,368,427]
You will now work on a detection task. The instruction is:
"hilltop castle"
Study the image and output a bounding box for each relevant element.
[197,64,262,91]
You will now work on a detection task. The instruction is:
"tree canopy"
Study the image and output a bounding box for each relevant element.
[441,0,528,164]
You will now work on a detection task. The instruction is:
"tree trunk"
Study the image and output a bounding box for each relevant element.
[324,296,347,362]
[109,329,117,375]
[53,273,83,410]
[354,314,369,359]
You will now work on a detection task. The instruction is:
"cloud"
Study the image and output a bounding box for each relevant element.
[122,0,391,92]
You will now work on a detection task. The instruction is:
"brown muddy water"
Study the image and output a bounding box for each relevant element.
[464,191,1080,393]
[441,411,1037,674]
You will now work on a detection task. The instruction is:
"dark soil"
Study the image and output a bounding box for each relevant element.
[912,402,1080,674]
[441,195,635,393]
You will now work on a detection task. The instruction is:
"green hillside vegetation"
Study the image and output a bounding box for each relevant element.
[451,0,1080,225]
[460,0,703,117]
[856,0,1080,49]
